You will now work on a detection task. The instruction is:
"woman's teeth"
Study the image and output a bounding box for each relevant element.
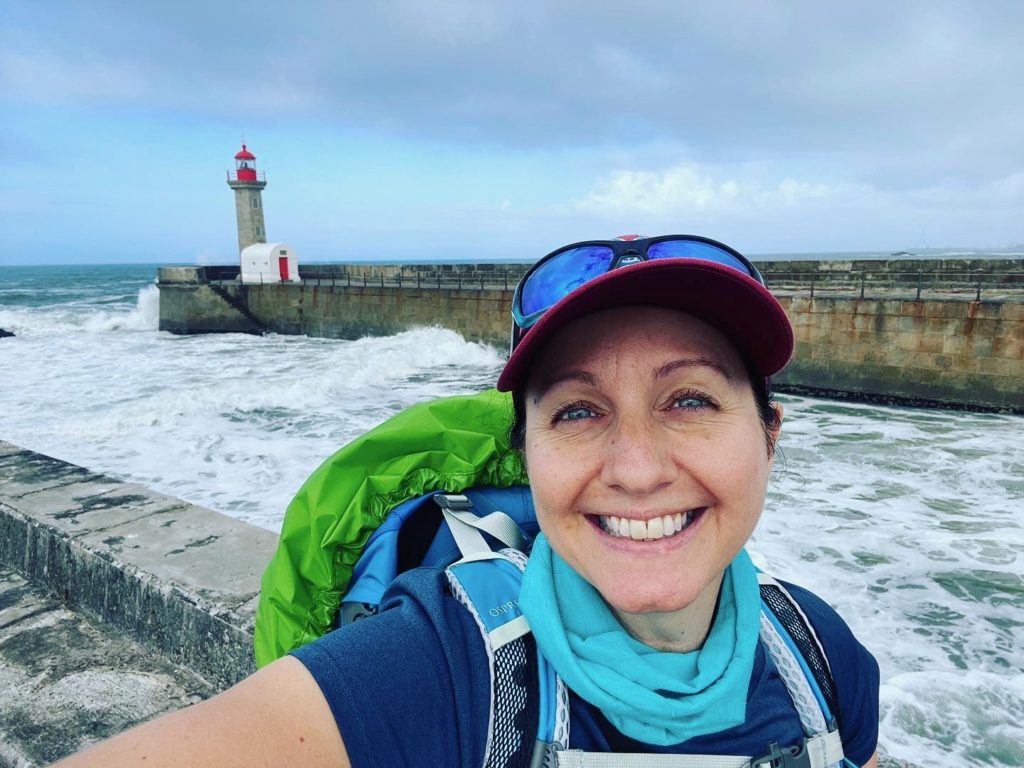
[598,511,700,541]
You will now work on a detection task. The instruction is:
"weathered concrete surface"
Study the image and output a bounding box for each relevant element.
[0,566,216,767]
[158,280,513,344]
[157,282,259,335]
[774,295,1024,412]
[0,441,276,689]
[0,441,277,764]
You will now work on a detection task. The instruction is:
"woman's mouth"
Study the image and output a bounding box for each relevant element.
[594,509,705,541]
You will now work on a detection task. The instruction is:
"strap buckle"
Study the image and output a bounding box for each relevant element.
[433,493,473,512]
[751,739,812,768]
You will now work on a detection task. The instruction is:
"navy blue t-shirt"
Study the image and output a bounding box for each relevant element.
[292,568,879,768]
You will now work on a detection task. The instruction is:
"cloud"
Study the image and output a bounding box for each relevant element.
[576,163,859,216]
[4,0,1022,163]
[0,47,148,105]
[569,161,1024,252]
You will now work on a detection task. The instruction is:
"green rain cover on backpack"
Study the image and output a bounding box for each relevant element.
[254,389,528,667]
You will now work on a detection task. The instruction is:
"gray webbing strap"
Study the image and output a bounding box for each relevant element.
[556,752,748,767]
[797,729,845,767]
[435,493,527,558]
[553,730,844,768]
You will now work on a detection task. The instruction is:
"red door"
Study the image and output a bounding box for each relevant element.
[278,256,289,281]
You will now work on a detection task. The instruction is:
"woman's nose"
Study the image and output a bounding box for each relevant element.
[600,418,678,495]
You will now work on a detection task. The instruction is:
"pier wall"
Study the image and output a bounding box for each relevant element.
[249,283,512,344]
[252,257,1024,282]
[0,441,281,761]
[158,265,1023,412]
[774,296,1022,410]
[159,278,514,345]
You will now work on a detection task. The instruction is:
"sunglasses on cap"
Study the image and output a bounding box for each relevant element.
[510,234,765,352]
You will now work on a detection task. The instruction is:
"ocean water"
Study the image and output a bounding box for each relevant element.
[1,264,1021,767]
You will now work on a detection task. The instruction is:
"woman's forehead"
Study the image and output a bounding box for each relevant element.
[525,306,746,394]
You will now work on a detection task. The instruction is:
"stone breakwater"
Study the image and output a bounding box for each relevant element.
[1,442,923,766]
[774,294,1021,411]
[158,260,1024,413]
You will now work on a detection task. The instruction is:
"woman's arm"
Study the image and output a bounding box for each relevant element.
[51,656,348,768]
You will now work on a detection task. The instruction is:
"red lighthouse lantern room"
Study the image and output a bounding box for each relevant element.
[234,144,258,182]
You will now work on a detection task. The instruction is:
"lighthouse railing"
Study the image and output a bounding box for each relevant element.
[195,264,1022,300]
[226,170,266,183]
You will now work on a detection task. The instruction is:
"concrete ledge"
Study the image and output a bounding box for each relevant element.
[0,565,218,765]
[0,441,276,689]
[156,266,203,284]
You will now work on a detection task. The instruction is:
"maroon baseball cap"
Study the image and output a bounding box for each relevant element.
[496,258,794,392]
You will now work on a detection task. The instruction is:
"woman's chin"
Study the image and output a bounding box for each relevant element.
[598,583,702,618]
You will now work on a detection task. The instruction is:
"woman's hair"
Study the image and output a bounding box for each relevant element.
[509,358,780,455]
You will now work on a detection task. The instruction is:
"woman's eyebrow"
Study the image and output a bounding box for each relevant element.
[531,369,598,401]
[654,358,734,381]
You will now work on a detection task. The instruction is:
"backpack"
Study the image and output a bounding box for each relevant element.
[255,391,848,768]
[254,389,528,666]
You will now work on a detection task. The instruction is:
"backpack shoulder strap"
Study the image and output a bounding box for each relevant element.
[446,546,570,768]
[552,732,846,767]
[757,574,840,726]
[435,492,528,558]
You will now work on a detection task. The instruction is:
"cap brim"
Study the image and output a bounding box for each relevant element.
[496,258,793,392]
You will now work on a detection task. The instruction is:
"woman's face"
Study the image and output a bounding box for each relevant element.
[523,305,780,620]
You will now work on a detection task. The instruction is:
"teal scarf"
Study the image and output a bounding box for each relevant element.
[519,535,760,746]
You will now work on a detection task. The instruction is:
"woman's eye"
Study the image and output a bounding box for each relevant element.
[556,404,594,422]
[671,394,711,410]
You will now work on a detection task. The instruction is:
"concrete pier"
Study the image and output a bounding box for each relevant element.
[158,261,1024,412]
[0,441,275,764]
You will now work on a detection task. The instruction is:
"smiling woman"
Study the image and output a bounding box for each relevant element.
[521,307,778,637]
[54,235,880,768]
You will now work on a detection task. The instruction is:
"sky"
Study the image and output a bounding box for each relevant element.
[2,0,1023,265]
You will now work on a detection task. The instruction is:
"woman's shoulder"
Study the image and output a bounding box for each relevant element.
[290,566,493,766]
[294,566,482,666]
[774,579,872,654]
[771,578,879,687]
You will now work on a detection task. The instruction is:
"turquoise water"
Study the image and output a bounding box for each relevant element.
[1,263,1021,766]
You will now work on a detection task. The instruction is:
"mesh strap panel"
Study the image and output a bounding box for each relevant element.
[758,612,829,735]
[759,583,839,719]
[489,635,540,768]
[447,546,540,768]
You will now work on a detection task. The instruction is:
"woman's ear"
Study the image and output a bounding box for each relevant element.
[767,402,784,457]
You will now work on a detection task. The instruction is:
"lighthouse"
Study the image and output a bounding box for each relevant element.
[226,143,267,253]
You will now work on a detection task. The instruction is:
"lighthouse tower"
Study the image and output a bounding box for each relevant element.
[226,144,268,253]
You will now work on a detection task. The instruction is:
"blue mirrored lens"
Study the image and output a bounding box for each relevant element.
[647,240,753,277]
[520,245,615,316]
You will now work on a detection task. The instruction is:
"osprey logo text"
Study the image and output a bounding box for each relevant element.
[489,600,518,617]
